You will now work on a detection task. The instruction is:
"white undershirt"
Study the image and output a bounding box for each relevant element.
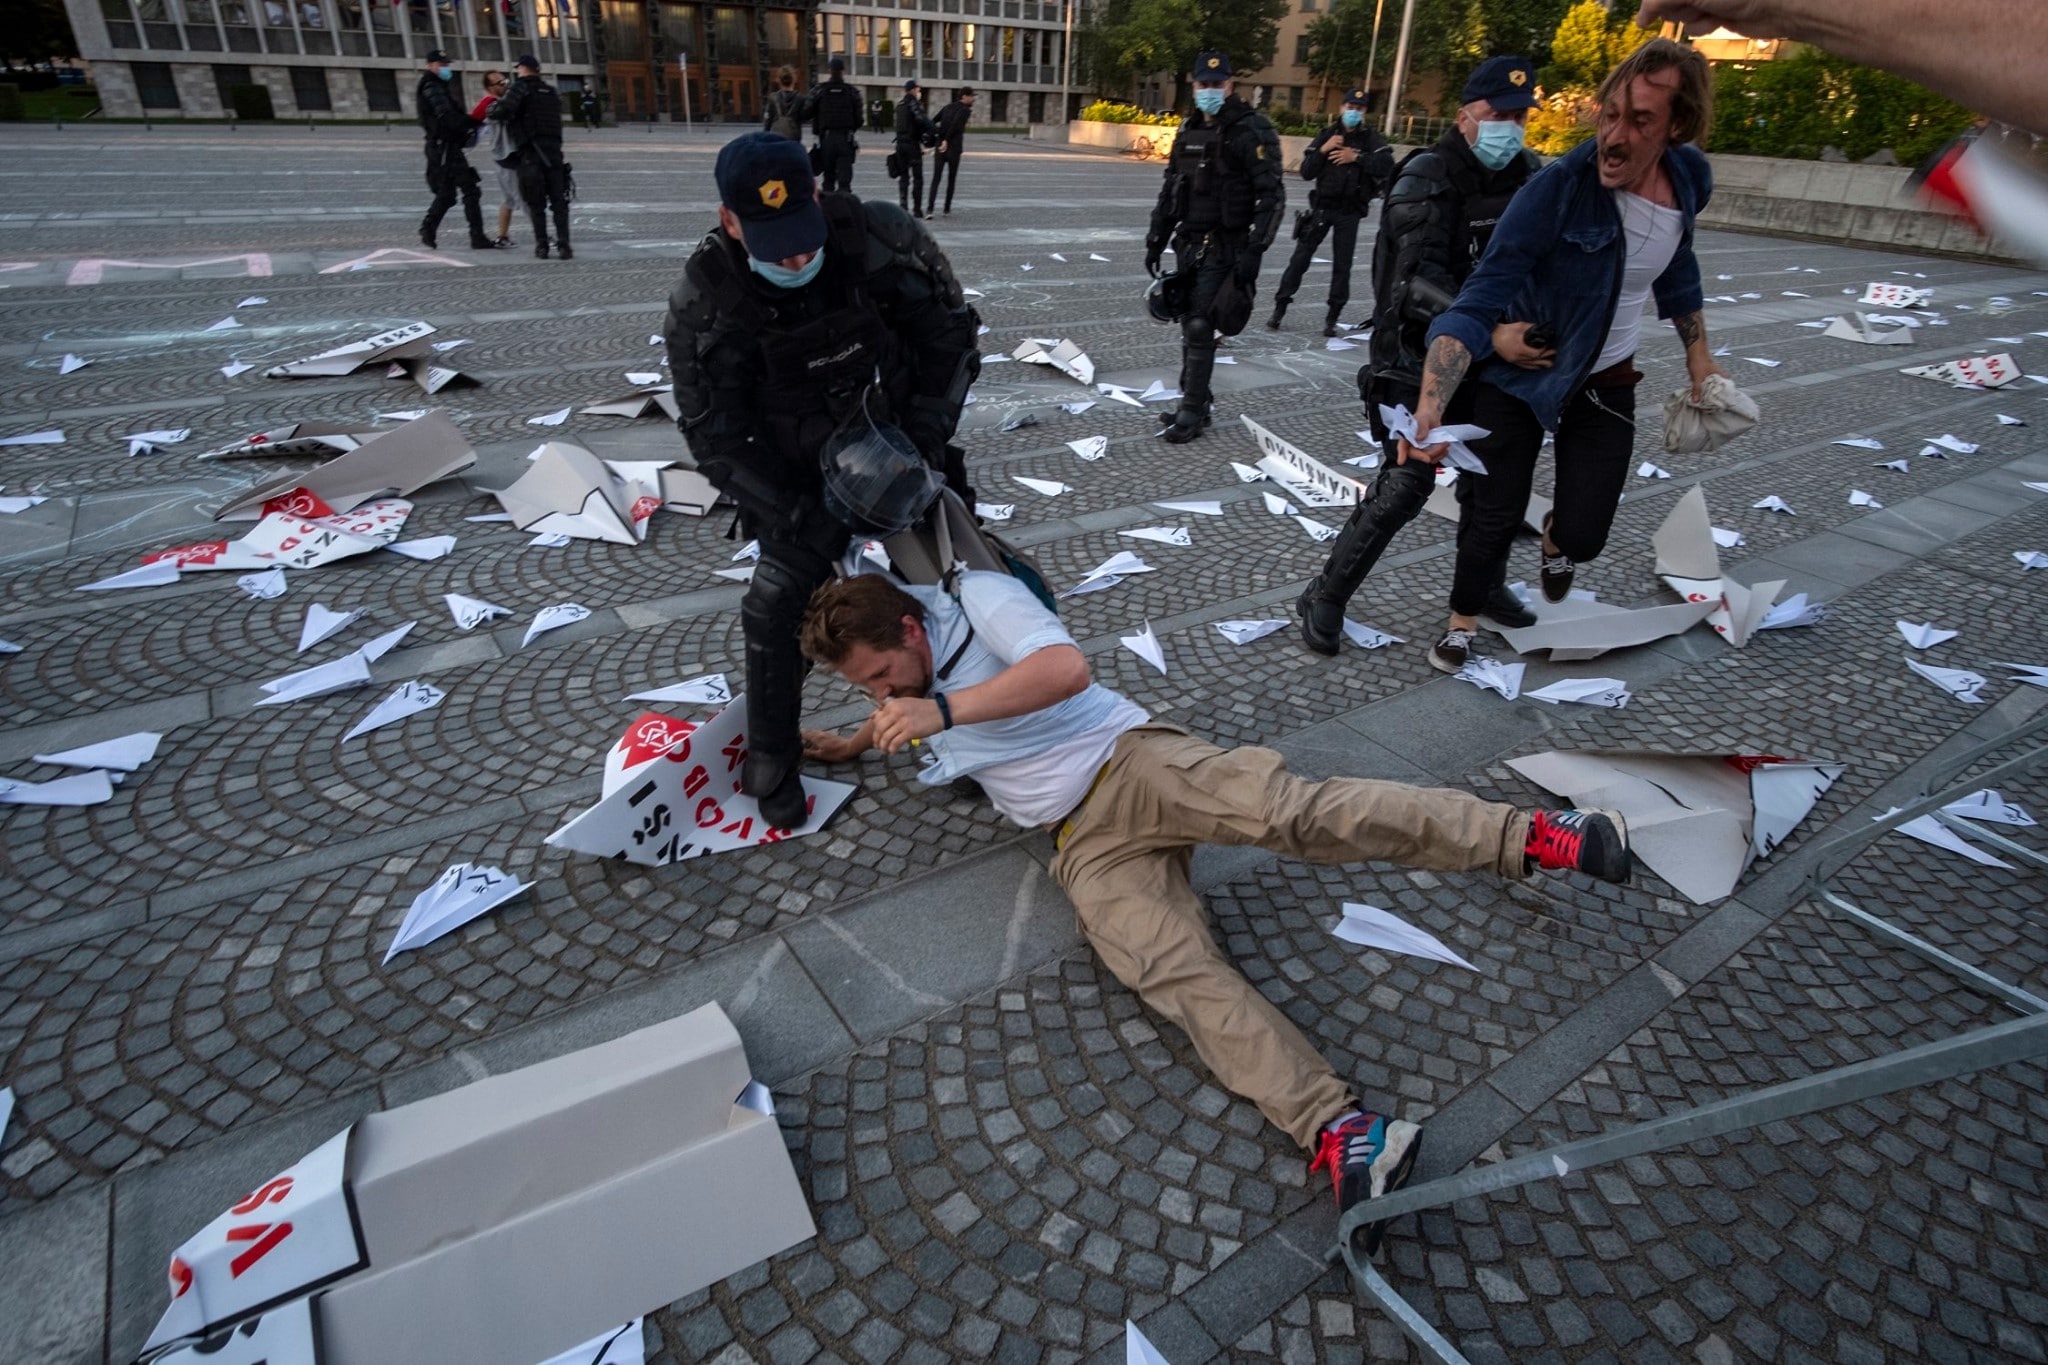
[1593,190,1684,372]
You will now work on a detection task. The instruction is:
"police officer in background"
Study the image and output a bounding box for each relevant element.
[1296,55,1543,655]
[895,79,937,219]
[1267,87,1392,337]
[663,133,980,827]
[1144,52,1284,445]
[926,86,975,216]
[802,56,864,192]
[491,54,572,259]
[415,49,493,250]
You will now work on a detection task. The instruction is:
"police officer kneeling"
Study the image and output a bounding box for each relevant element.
[663,133,980,828]
[1144,52,1284,445]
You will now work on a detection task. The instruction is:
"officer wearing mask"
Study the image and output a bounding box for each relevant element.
[1296,55,1543,656]
[1144,53,1285,444]
[663,133,980,828]
[415,49,493,251]
[895,79,937,219]
[490,54,572,259]
[1267,87,1393,337]
[801,56,864,192]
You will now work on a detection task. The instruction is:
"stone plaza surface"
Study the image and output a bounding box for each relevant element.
[1,123,2046,1363]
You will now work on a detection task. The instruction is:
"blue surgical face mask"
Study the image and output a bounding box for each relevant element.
[1341,108,1363,129]
[1473,118,1525,169]
[749,243,826,289]
[436,66,454,81]
[1193,87,1225,116]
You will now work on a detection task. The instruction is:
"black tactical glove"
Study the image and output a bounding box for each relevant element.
[1144,238,1165,278]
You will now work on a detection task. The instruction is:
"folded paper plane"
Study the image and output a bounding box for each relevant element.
[1496,597,1716,661]
[1925,433,1979,454]
[1214,619,1287,644]
[1524,677,1631,707]
[1379,404,1489,474]
[1509,750,1844,903]
[1876,459,1911,473]
[548,696,855,865]
[1240,416,1366,507]
[220,361,252,377]
[0,429,63,446]
[1875,808,2012,869]
[1945,789,2034,826]
[1999,413,2027,426]
[1455,657,1523,700]
[256,623,414,706]
[1013,475,1069,497]
[1230,461,1267,483]
[1342,620,1401,650]
[1292,514,1340,542]
[1139,380,1180,403]
[1067,436,1109,461]
[1822,313,1915,345]
[238,566,288,600]
[1120,526,1191,546]
[496,444,661,545]
[1012,338,1094,386]
[523,603,591,646]
[1848,489,1882,508]
[0,494,49,513]
[1059,400,1096,415]
[1752,495,1796,515]
[528,407,571,427]
[976,502,1015,522]
[79,561,182,592]
[1333,902,1479,971]
[264,320,437,380]
[1153,499,1222,517]
[624,673,732,706]
[386,535,456,561]
[581,385,680,421]
[384,862,529,961]
[1758,592,1825,629]
[213,413,476,523]
[32,731,161,772]
[1096,384,1145,408]
[1262,491,1291,515]
[445,593,511,630]
[0,771,117,806]
[2016,552,2048,571]
[1906,657,1986,702]
[1832,437,1884,451]
[124,428,191,457]
[1651,486,1786,648]
[299,603,365,652]
[1120,621,1167,674]
[1637,461,1671,479]
[1897,620,1959,649]
[343,680,445,742]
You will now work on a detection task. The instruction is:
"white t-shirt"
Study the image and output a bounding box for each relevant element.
[1593,190,1684,372]
[900,571,1148,827]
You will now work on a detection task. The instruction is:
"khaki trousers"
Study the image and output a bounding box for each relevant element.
[1047,726,1532,1151]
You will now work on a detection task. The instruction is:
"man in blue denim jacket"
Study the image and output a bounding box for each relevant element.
[1404,38,1728,674]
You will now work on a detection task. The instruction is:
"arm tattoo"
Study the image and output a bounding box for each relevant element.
[1421,337,1471,411]
[1674,311,1704,348]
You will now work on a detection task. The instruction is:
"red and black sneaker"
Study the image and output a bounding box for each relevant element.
[1310,1111,1423,1257]
[1526,808,1632,883]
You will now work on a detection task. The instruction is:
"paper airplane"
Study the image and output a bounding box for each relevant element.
[1378,403,1489,474]
[1945,789,2035,827]
[1121,526,1191,546]
[1926,434,1979,454]
[1992,659,2048,686]
[1096,384,1145,408]
[714,566,756,583]
[212,412,476,522]
[1897,620,1958,649]
[1048,252,1067,262]
[1743,357,1783,368]
[297,603,365,652]
[625,673,732,706]
[264,320,435,379]
[1013,476,1069,497]
[1781,290,1809,298]
[1012,337,1094,385]
[1848,489,1882,508]
[1332,902,1479,972]
[999,412,1039,433]
[1090,253,1111,262]
[1455,657,1524,700]
[1510,750,1844,902]
[384,863,530,961]
[581,385,680,421]
[2016,551,2048,571]
[1230,461,1267,483]
[58,352,90,375]
[1876,459,1910,472]
[1758,593,1825,629]
[1326,336,1357,350]
[1292,514,1340,542]
[1752,495,1796,514]
[1821,313,1915,345]
[1067,436,1109,461]
[32,732,162,772]
[1120,621,1167,673]
[377,409,430,422]
[1214,619,1287,644]
[1153,499,1223,516]
[1832,437,1884,450]
[257,623,414,706]
[0,639,20,654]
[344,679,446,741]
[524,603,591,646]
[1525,677,1631,707]
[116,425,185,459]
[386,535,456,561]
[1128,1319,1175,1365]
[1637,461,1671,479]
[1906,657,1985,702]
[1059,401,1096,415]
[1138,380,1180,403]
[976,503,1014,522]
[0,771,116,806]
[549,697,855,864]
[1261,491,1292,515]
[0,494,49,513]
[238,296,268,307]
[206,316,241,332]
[78,561,182,592]
[529,407,571,427]
[1902,354,2019,388]
[1998,413,2027,426]
[0,430,64,446]
[220,361,253,377]
[1020,262,1033,270]
[1077,551,1154,585]
[1712,527,1742,548]
[1875,808,2013,869]
[237,566,287,600]
[1341,620,1401,650]
[446,593,511,630]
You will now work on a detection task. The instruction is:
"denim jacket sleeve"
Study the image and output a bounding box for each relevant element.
[1424,162,1566,364]
[1650,146,1713,321]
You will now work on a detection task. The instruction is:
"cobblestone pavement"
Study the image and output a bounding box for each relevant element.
[2,125,2046,1363]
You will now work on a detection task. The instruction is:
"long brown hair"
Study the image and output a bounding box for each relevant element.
[1596,37,1713,147]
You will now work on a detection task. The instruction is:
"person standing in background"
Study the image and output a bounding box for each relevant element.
[1266,87,1392,337]
[469,70,519,249]
[492,54,573,259]
[895,79,936,219]
[926,87,975,216]
[415,49,493,251]
[800,56,864,192]
[763,66,803,139]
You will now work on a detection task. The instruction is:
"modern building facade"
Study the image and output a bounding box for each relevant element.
[808,0,1081,128]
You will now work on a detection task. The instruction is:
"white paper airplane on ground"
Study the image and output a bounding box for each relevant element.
[32,732,162,772]
[1332,902,1479,971]
[1120,621,1167,673]
[344,680,446,742]
[384,863,530,961]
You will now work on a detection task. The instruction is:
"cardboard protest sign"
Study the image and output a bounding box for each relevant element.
[215,413,475,523]
[1238,416,1364,509]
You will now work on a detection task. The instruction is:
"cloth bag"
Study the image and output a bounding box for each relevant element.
[1662,373,1760,453]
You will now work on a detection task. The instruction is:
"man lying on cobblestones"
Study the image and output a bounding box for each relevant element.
[797,570,1634,1250]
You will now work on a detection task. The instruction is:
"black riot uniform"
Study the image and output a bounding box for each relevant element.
[416,59,491,250]
[802,65,864,192]
[1269,96,1392,335]
[492,62,572,259]
[1295,122,1540,653]
[664,191,979,826]
[894,84,936,218]
[1144,60,1284,444]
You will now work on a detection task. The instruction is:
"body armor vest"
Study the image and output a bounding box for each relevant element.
[813,82,862,132]
[1174,117,1255,232]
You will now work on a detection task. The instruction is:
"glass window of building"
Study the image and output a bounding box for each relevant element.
[601,0,645,58]
[898,17,912,58]
[362,66,402,109]
[961,22,974,60]
[289,65,332,108]
[762,8,799,67]
[134,62,182,107]
[711,6,751,61]
[99,0,140,46]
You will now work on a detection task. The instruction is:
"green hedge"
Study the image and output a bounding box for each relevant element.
[0,84,22,121]
[1711,49,1973,165]
[1079,99,1176,127]
[228,83,275,121]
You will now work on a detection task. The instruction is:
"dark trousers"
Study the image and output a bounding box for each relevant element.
[1273,210,1362,322]
[739,532,841,793]
[517,155,571,251]
[1174,234,1242,414]
[896,138,924,213]
[817,132,857,192]
[422,147,483,243]
[1450,377,1636,616]
[926,149,961,212]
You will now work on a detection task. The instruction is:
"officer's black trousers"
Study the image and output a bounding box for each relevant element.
[1273,210,1363,324]
[739,534,841,802]
[817,132,858,193]
[1173,235,1242,416]
[422,148,484,244]
[926,150,962,213]
[896,138,924,214]
[517,155,572,253]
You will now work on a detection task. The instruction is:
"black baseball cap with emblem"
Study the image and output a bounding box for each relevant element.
[1193,52,1232,83]
[1341,86,1373,108]
[714,131,827,263]
[1462,55,1538,112]
[423,48,451,64]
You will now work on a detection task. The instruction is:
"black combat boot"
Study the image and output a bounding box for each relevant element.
[742,637,812,831]
[1266,299,1288,330]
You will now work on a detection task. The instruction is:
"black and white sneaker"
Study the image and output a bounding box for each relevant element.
[1429,628,1476,674]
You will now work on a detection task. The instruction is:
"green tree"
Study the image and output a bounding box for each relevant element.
[1711,48,1971,164]
[3,0,80,64]
[1079,0,1287,112]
